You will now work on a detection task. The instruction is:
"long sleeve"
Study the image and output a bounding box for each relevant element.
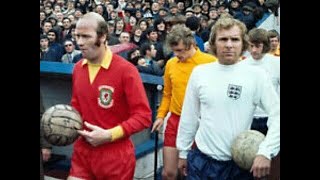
[71,66,81,114]
[176,69,200,159]
[256,72,280,159]
[156,51,216,118]
[120,66,152,137]
[156,61,172,118]
[70,55,151,142]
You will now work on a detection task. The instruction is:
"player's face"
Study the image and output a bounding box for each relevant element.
[248,42,264,60]
[75,20,104,61]
[171,40,194,62]
[215,25,243,65]
[269,37,279,50]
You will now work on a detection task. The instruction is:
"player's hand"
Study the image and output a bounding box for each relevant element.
[151,118,164,132]
[41,148,51,162]
[250,155,271,179]
[178,158,188,176]
[77,121,112,147]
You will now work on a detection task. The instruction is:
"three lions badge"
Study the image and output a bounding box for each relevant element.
[227,84,242,100]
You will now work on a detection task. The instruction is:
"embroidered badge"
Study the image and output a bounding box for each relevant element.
[98,85,114,109]
[227,84,242,100]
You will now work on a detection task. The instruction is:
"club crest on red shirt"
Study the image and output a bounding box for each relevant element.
[98,85,114,109]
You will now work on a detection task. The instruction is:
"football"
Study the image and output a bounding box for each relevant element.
[41,104,83,146]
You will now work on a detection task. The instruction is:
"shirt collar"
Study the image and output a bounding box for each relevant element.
[81,47,113,69]
[187,47,201,62]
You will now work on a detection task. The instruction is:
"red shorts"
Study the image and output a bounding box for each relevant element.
[164,113,180,147]
[69,138,135,180]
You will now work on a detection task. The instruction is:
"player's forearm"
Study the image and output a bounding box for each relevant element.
[177,75,200,159]
[257,103,280,159]
[109,125,124,142]
[156,95,170,118]
[120,111,152,137]
[258,77,280,159]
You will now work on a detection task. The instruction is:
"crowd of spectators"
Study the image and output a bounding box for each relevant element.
[40,0,280,76]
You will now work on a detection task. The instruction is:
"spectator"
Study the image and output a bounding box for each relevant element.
[139,42,158,65]
[217,3,229,16]
[129,55,164,76]
[56,0,66,10]
[48,16,62,35]
[44,5,53,17]
[55,12,65,27]
[53,4,63,16]
[68,14,76,25]
[153,18,167,42]
[185,16,205,52]
[127,47,140,62]
[106,20,120,45]
[95,4,108,21]
[75,0,90,14]
[74,8,84,21]
[185,7,194,18]
[125,16,137,32]
[41,20,53,35]
[118,31,131,44]
[112,17,126,38]
[138,18,149,33]
[228,0,242,17]
[40,11,47,24]
[151,1,160,20]
[67,24,80,49]
[63,0,76,17]
[234,4,256,30]
[130,26,143,46]
[207,7,219,25]
[168,3,180,16]
[40,33,62,62]
[47,29,64,60]
[135,9,143,21]
[143,26,166,68]
[61,17,73,42]
[61,39,81,63]
[109,10,118,20]
[158,7,169,19]
[106,3,115,19]
[117,32,136,58]
[177,2,185,14]
[201,0,211,18]
[192,3,202,18]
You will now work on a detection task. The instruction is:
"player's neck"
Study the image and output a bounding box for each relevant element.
[89,46,107,64]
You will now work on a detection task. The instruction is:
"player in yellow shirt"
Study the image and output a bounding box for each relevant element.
[151,24,217,180]
[268,29,280,57]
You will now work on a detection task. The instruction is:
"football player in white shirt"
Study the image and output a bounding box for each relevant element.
[176,17,280,180]
[242,28,280,136]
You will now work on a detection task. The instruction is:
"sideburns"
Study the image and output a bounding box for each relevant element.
[94,37,101,47]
